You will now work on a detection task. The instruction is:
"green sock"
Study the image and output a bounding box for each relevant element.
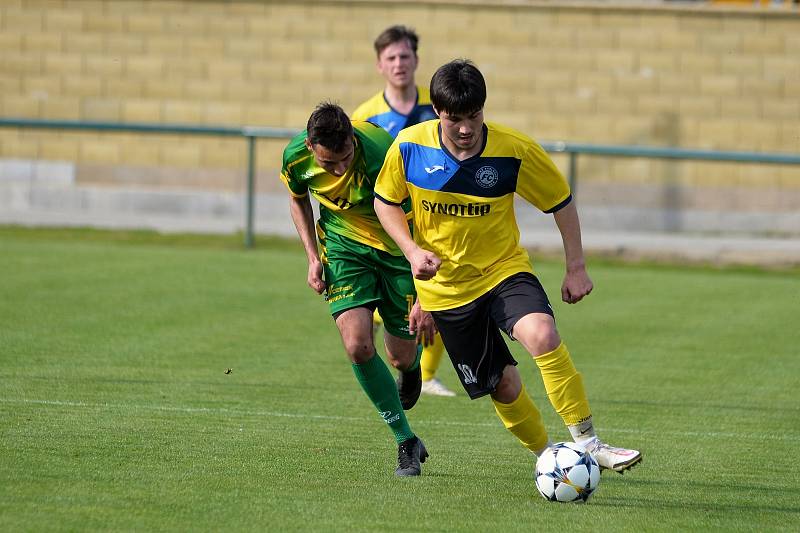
[352,353,415,444]
[407,343,422,372]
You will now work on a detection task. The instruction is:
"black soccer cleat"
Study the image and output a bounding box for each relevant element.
[396,364,422,410]
[395,436,428,477]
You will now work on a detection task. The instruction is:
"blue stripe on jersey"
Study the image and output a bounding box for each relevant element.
[367,110,406,138]
[400,142,458,191]
[401,139,522,198]
[368,106,436,138]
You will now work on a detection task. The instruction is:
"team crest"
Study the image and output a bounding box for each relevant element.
[475,166,499,188]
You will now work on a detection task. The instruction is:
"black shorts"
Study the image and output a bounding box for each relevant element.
[431,272,554,399]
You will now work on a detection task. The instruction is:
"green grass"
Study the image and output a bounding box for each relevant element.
[1,226,798,532]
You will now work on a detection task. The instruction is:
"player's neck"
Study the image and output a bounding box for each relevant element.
[384,84,417,115]
[440,130,485,161]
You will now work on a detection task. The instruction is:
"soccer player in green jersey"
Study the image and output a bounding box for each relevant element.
[353,25,455,399]
[281,102,435,476]
[374,60,642,473]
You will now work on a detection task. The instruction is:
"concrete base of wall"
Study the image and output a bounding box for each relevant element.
[2,158,799,267]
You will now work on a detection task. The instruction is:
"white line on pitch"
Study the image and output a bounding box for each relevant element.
[2,397,798,443]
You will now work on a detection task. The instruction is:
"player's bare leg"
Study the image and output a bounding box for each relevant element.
[384,332,422,410]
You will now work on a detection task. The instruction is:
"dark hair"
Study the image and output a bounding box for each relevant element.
[306,102,353,153]
[430,59,486,116]
[374,25,419,57]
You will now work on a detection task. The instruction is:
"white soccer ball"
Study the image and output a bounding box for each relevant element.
[534,442,601,503]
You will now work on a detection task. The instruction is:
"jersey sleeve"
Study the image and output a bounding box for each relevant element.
[515,139,572,213]
[374,140,408,205]
[279,137,310,198]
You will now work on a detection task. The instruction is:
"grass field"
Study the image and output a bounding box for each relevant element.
[1,227,798,532]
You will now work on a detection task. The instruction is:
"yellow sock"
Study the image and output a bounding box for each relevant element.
[420,333,445,381]
[534,342,592,426]
[492,385,549,454]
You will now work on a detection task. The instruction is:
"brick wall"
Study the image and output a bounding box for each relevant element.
[0,0,798,191]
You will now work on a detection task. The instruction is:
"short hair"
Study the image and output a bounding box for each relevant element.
[374,25,419,57]
[306,102,353,153]
[430,59,486,116]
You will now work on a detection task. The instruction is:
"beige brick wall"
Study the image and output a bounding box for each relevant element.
[0,0,798,189]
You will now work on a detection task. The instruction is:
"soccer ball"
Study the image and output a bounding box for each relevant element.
[534,442,601,503]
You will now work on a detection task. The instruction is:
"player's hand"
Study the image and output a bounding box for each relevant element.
[408,299,437,346]
[409,248,441,281]
[307,260,326,295]
[562,266,593,304]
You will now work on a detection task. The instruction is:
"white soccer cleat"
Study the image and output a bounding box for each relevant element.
[583,437,642,473]
[421,378,456,397]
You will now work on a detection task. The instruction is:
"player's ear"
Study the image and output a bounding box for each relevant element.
[304,139,313,152]
[432,106,441,118]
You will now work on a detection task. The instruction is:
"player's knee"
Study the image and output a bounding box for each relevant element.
[385,344,416,371]
[517,318,560,356]
[383,334,417,370]
[530,328,561,356]
[342,338,374,363]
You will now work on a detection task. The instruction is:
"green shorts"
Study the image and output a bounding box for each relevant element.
[319,229,416,340]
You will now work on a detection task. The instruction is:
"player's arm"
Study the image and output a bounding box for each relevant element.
[288,194,325,294]
[374,138,441,280]
[552,199,592,304]
[374,198,440,281]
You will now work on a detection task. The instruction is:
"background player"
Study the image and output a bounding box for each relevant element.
[353,25,455,398]
[373,60,642,473]
[281,102,435,476]
[352,25,437,136]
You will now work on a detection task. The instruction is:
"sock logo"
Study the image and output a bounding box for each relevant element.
[379,410,400,424]
[457,364,478,385]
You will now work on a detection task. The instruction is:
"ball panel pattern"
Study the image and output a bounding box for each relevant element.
[534,442,601,503]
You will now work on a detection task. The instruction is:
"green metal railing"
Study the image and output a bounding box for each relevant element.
[2,117,799,247]
[542,141,800,194]
[0,118,295,248]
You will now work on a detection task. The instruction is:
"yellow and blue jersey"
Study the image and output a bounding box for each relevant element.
[281,121,410,256]
[352,86,437,138]
[375,120,572,311]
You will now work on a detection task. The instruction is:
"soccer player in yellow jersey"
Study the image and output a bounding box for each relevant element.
[352,25,437,138]
[353,25,455,398]
[374,60,642,473]
[281,103,435,476]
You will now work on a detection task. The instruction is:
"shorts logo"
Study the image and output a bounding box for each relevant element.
[458,364,478,385]
[475,166,499,188]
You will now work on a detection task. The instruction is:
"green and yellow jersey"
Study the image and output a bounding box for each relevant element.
[375,120,572,311]
[352,86,437,139]
[281,120,410,255]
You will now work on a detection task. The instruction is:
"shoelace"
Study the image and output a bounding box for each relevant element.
[397,441,416,468]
